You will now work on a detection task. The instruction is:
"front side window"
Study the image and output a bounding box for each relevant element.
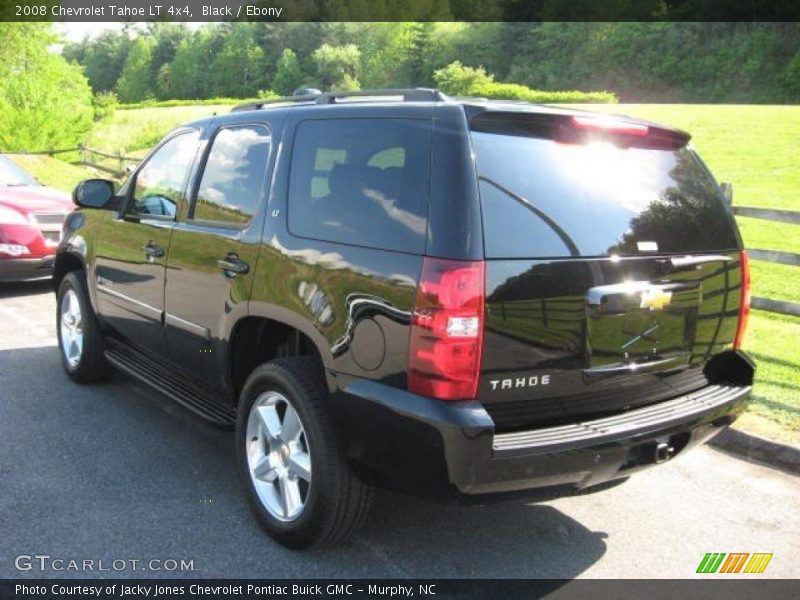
[131,130,200,218]
[192,124,271,225]
[288,118,431,253]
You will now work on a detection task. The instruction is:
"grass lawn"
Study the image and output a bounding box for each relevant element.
[88,105,233,153]
[737,311,800,443]
[7,154,97,192]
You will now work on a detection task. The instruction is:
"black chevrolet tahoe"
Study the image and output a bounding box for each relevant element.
[54,89,754,548]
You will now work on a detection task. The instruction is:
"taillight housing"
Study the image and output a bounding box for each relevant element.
[408,258,485,401]
[733,249,751,350]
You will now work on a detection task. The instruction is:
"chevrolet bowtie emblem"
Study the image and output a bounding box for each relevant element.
[640,289,673,311]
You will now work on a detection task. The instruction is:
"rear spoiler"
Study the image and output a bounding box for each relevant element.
[469,111,691,150]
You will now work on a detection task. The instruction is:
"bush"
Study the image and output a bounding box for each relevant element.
[92,92,118,121]
[312,43,361,91]
[0,24,94,152]
[468,81,618,104]
[433,61,493,95]
[433,61,616,104]
[331,74,361,92]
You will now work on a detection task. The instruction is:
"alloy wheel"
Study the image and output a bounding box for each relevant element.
[59,289,84,369]
[246,391,312,522]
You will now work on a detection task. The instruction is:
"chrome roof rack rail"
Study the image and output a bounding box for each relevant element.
[231,88,446,112]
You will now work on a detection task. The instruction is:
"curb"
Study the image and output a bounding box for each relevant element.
[709,427,800,475]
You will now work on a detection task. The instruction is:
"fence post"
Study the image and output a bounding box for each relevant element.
[48,146,54,158]
[119,149,125,177]
[80,143,87,166]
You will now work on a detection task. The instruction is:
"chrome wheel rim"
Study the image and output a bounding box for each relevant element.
[59,289,83,369]
[246,391,311,522]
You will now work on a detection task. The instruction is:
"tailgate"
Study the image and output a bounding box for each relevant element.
[481,253,743,431]
[469,110,744,432]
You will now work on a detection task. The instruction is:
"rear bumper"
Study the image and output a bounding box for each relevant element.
[0,255,55,282]
[331,354,753,499]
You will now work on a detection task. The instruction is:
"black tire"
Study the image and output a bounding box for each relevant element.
[236,356,372,548]
[56,271,114,383]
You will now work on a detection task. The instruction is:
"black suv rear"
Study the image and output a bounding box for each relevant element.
[54,89,754,547]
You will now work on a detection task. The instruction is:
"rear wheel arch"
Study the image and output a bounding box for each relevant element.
[228,313,329,401]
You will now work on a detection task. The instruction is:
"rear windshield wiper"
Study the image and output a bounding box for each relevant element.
[479,175,580,257]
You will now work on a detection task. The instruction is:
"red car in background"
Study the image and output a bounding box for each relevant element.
[0,155,73,282]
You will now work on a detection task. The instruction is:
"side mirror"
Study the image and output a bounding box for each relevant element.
[73,179,116,209]
[720,182,733,206]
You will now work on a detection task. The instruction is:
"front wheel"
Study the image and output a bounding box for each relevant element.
[56,271,114,383]
[236,357,372,548]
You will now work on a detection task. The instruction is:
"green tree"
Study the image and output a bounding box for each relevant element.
[169,26,223,100]
[149,23,189,99]
[210,24,267,98]
[115,37,155,102]
[312,43,361,90]
[0,24,93,151]
[64,29,130,93]
[272,49,304,95]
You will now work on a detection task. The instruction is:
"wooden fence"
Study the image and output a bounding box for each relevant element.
[13,144,142,178]
[732,205,800,318]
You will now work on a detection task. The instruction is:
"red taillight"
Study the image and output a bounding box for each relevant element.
[734,250,751,350]
[571,115,649,137]
[408,258,485,401]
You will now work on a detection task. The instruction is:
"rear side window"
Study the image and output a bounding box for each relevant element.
[288,118,431,253]
[192,124,271,225]
[471,113,739,258]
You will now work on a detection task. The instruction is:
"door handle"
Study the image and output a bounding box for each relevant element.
[142,241,165,258]
[217,253,249,276]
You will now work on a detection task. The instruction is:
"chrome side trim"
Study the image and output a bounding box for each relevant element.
[97,284,162,319]
[493,384,751,454]
[165,312,211,341]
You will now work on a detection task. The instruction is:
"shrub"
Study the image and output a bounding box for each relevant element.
[92,92,118,121]
[312,44,361,91]
[432,61,617,103]
[433,61,493,95]
[0,24,94,152]
[468,81,618,104]
[331,74,361,92]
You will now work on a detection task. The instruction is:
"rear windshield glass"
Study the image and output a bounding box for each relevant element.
[471,114,739,258]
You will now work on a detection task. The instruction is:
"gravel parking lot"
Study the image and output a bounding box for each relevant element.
[1,280,798,579]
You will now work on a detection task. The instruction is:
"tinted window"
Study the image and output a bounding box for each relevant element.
[288,119,431,253]
[193,124,271,225]
[471,115,739,258]
[131,131,199,218]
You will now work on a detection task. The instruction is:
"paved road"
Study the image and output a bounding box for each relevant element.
[1,281,798,580]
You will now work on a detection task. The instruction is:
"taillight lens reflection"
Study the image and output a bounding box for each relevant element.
[408,258,485,401]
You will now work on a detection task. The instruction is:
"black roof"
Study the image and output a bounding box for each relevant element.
[184,88,689,141]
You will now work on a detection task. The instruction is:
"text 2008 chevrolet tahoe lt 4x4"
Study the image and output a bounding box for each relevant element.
[54,89,754,548]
